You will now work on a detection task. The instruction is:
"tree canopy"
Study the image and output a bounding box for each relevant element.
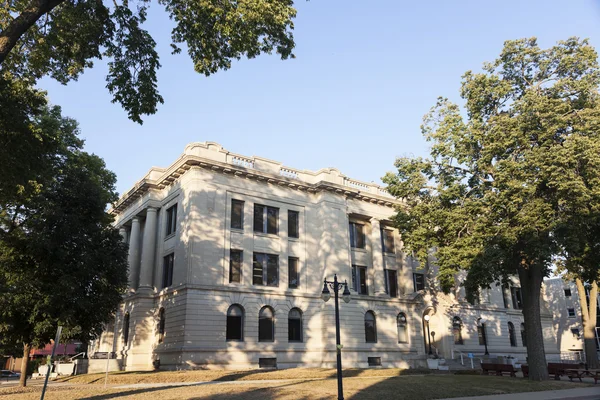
[0,0,297,123]
[0,77,128,385]
[383,37,600,380]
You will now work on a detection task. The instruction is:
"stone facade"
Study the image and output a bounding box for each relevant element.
[92,142,560,371]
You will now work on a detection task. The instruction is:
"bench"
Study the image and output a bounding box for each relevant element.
[481,363,517,377]
[565,368,600,384]
[548,363,582,380]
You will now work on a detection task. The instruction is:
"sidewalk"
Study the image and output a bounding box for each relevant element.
[442,387,600,400]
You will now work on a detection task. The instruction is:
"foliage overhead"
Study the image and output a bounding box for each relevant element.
[0,0,297,123]
[384,37,600,295]
[0,75,128,351]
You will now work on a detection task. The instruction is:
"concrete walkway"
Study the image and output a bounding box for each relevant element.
[442,387,600,400]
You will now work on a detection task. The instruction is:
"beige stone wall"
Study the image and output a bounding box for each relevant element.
[100,142,563,370]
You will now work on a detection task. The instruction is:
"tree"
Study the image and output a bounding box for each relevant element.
[383,37,600,380]
[0,0,297,123]
[0,85,128,386]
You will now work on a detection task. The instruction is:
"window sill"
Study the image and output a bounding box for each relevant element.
[253,232,279,239]
[351,247,367,252]
[164,233,176,241]
[231,228,244,234]
[384,252,396,257]
[288,237,300,242]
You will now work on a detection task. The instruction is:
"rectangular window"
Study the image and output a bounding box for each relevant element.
[288,210,299,238]
[502,284,510,308]
[288,257,299,289]
[253,204,278,234]
[413,273,425,291]
[564,288,572,297]
[349,222,366,249]
[382,229,395,253]
[477,326,485,345]
[162,253,174,288]
[231,200,244,230]
[511,287,523,310]
[384,269,398,297]
[352,265,368,295]
[229,250,242,283]
[252,253,279,287]
[568,308,576,318]
[165,204,177,236]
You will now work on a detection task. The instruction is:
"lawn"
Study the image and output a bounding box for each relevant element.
[0,372,588,400]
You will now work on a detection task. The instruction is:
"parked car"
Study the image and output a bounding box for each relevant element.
[1,370,20,379]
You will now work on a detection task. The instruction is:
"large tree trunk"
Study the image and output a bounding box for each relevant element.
[575,279,599,369]
[0,0,65,64]
[518,264,549,381]
[19,343,30,387]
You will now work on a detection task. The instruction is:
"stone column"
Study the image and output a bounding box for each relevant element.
[127,217,141,290]
[119,227,127,243]
[138,207,158,293]
[370,218,386,294]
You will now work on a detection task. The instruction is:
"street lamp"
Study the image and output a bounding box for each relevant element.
[321,274,351,400]
[424,314,432,355]
[478,318,489,355]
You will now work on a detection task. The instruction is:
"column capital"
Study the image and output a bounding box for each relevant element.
[146,206,158,213]
[131,216,141,223]
[370,217,381,224]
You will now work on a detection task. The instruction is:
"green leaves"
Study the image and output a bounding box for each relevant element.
[1,0,298,123]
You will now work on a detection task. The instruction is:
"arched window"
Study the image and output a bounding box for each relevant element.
[288,308,303,342]
[123,313,130,345]
[226,304,244,341]
[508,322,517,347]
[259,306,275,342]
[520,323,527,347]
[397,313,408,343]
[365,311,377,343]
[452,316,464,345]
[158,308,166,343]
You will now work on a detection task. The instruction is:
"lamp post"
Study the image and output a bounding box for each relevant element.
[424,314,432,355]
[321,274,351,400]
[478,318,489,356]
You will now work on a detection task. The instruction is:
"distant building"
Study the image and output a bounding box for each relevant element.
[93,142,560,371]
[545,277,600,358]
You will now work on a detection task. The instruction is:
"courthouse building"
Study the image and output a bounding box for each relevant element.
[94,142,560,371]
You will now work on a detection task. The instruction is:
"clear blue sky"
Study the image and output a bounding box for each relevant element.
[40,0,600,195]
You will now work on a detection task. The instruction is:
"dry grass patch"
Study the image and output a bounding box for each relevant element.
[3,374,587,400]
[55,367,430,385]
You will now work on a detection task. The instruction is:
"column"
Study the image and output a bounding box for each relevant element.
[127,217,141,290]
[370,218,386,294]
[119,227,127,243]
[138,207,158,292]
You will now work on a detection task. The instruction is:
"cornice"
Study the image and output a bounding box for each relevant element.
[110,143,402,215]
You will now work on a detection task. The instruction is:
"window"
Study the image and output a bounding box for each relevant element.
[564,288,572,297]
[288,308,302,342]
[384,269,398,297]
[508,322,517,347]
[466,287,480,305]
[229,250,242,283]
[158,308,165,344]
[397,313,408,343]
[231,200,244,229]
[254,204,278,235]
[365,311,377,343]
[477,325,485,345]
[288,210,299,238]
[162,253,174,288]
[226,305,244,341]
[413,273,425,291]
[511,286,523,309]
[520,323,527,347]
[352,265,368,295]
[571,328,580,339]
[165,204,177,236]
[349,222,366,249]
[452,317,463,345]
[288,257,299,289]
[253,253,279,286]
[568,308,576,318]
[382,229,395,253]
[259,306,275,342]
[123,313,130,345]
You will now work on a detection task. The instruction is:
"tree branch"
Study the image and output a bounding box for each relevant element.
[0,0,65,64]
